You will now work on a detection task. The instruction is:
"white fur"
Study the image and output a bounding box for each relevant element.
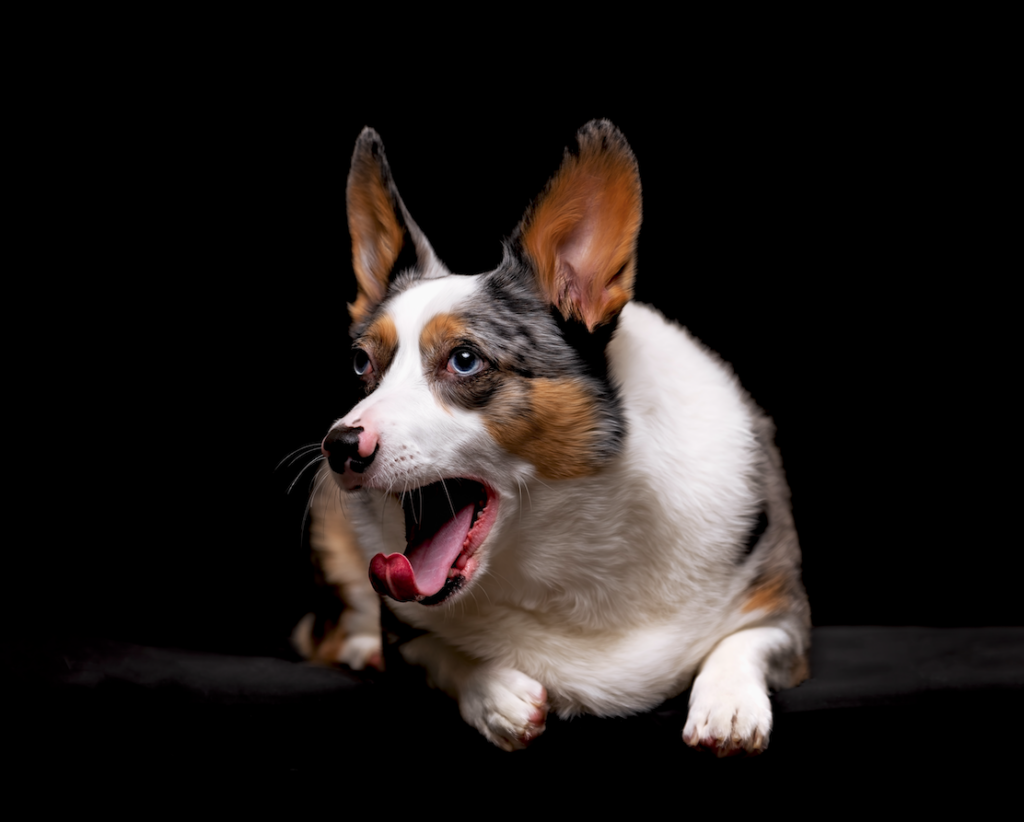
[683,627,792,755]
[330,276,803,748]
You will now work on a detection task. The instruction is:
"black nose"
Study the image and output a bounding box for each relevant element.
[323,426,376,474]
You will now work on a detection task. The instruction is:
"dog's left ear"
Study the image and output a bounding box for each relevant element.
[516,120,642,331]
[346,127,435,325]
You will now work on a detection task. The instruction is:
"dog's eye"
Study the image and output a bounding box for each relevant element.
[448,347,484,377]
[353,348,373,377]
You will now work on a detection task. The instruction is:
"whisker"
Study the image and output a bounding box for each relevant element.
[299,465,330,542]
[529,476,552,494]
[329,478,346,516]
[276,442,322,472]
[400,485,417,527]
[287,454,325,495]
[483,566,512,595]
[382,482,399,536]
[515,478,528,531]
[520,478,534,510]
[437,473,457,521]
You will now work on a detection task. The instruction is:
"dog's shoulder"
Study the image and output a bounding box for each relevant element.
[611,301,763,511]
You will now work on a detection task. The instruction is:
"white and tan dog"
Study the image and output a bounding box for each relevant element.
[293,121,810,754]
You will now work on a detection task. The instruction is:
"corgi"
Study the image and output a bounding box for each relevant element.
[293,120,810,755]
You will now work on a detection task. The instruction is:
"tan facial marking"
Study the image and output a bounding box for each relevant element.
[417,315,607,478]
[420,313,470,363]
[365,313,398,353]
[358,313,398,377]
[485,377,603,480]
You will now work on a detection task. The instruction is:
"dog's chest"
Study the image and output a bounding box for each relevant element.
[353,302,761,705]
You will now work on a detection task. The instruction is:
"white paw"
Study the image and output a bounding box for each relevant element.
[683,676,772,757]
[337,633,384,671]
[459,666,548,752]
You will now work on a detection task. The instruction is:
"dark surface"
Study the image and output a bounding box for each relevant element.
[10,627,1022,779]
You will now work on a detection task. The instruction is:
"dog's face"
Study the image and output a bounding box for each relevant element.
[324,122,642,607]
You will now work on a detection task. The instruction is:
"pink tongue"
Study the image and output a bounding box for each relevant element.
[369,504,475,601]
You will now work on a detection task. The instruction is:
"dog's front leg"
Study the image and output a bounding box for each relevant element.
[683,624,804,757]
[401,634,548,751]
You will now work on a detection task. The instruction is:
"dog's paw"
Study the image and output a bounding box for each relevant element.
[337,633,384,671]
[459,666,548,752]
[291,614,383,671]
[683,677,772,757]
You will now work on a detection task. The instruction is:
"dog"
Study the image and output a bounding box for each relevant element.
[292,120,810,754]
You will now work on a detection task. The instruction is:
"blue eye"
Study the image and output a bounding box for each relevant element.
[353,348,372,376]
[448,347,484,376]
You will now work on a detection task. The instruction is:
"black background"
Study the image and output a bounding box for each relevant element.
[23,39,1018,660]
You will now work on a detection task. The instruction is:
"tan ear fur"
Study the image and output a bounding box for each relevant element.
[346,129,408,325]
[519,121,642,331]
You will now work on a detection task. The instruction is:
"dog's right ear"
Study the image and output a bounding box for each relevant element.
[346,128,434,325]
[515,120,642,332]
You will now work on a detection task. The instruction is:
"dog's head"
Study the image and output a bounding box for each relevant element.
[324,120,643,606]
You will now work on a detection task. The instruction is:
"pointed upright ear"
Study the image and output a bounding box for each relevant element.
[516,120,642,331]
[346,128,434,324]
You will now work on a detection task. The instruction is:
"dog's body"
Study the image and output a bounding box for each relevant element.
[294,121,810,754]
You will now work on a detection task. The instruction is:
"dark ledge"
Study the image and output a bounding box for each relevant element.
[7,626,1022,780]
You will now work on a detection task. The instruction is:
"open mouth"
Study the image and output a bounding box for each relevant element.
[368,479,497,605]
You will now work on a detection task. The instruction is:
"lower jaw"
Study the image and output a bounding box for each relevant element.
[417,574,467,606]
[414,522,489,606]
[386,479,498,605]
